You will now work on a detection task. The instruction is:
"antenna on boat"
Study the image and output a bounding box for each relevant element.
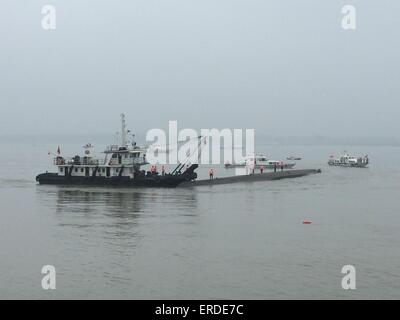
[121,113,127,148]
[131,133,136,147]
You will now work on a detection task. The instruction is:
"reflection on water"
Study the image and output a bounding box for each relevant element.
[55,188,146,215]
[37,186,199,215]
[36,186,200,242]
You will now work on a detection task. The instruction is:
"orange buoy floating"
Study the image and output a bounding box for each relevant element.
[302,220,312,225]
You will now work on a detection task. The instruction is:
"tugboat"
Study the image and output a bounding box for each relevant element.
[225,154,296,169]
[36,114,199,187]
[328,153,369,168]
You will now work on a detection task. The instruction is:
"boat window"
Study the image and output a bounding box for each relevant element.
[60,167,64,172]
[112,154,117,158]
[75,168,78,172]
[81,168,84,173]
[125,154,128,158]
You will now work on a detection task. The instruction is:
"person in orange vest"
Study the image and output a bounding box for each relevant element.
[260,165,264,174]
[161,165,165,176]
[209,168,214,180]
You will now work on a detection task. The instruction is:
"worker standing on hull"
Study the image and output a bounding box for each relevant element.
[209,168,214,180]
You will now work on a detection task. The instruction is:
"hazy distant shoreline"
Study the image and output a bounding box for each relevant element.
[0,134,399,147]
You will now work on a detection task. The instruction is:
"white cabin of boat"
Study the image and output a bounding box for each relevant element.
[245,155,289,167]
[53,114,148,179]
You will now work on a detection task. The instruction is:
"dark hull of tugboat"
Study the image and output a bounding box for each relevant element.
[36,165,198,188]
[36,174,193,188]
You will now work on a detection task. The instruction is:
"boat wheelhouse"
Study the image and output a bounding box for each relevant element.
[54,146,148,179]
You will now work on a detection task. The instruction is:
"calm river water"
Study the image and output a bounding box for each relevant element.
[0,141,399,299]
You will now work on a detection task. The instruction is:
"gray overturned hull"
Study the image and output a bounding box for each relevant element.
[179,169,321,187]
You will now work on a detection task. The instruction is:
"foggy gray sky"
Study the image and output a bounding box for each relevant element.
[0,0,399,137]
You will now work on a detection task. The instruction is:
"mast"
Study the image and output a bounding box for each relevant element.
[121,113,127,148]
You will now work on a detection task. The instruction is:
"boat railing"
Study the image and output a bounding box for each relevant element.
[104,145,120,153]
[55,156,100,166]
